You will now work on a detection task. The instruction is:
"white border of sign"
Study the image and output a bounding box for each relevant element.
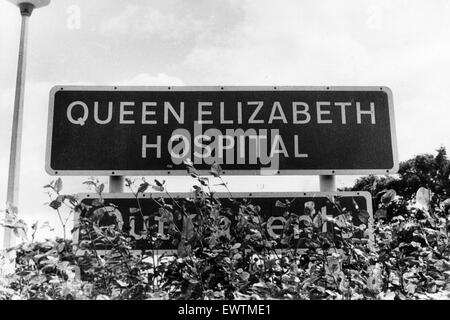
[72,191,374,254]
[46,86,398,176]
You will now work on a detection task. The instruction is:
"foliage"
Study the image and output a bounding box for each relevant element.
[1,157,450,300]
[350,147,450,201]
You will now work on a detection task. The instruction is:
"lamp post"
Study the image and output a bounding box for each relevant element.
[2,0,51,251]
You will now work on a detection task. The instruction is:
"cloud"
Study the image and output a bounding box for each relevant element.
[182,1,374,85]
[180,0,450,161]
[117,73,184,86]
[99,5,212,41]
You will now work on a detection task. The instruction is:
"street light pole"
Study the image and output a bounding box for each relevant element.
[3,0,50,251]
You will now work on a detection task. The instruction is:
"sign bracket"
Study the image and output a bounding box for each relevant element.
[109,175,124,193]
[319,175,336,192]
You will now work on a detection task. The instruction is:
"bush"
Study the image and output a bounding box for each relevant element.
[1,161,449,300]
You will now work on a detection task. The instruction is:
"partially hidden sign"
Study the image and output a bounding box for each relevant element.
[74,192,373,252]
[46,86,398,175]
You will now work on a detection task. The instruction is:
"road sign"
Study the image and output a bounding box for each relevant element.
[46,86,397,176]
[73,191,373,252]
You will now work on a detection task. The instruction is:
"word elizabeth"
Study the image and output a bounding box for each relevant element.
[66,100,376,126]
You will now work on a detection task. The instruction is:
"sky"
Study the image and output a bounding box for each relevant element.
[1,0,450,244]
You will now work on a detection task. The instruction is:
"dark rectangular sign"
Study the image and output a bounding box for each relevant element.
[46,86,397,175]
[73,192,373,252]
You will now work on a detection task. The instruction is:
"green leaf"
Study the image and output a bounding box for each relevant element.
[116,280,129,287]
[151,184,164,192]
[183,158,194,167]
[210,163,223,177]
[304,201,316,216]
[379,291,396,300]
[381,189,396,205]
[352,198,360,210]
[415,187,432,210]
[91,198,104,207]
[231,243,241,250]
[198,177,209,186]
[138,181,150,194]
[66,195,78,207]
[375,208,387,219]
[93,225,103,235]
[12,219,27,240]
[186,166,199,178]
[177,241,192,258]
[6,202,18,216]
[40,221,54,231]
[54,178,63,193]
[95,183,104,195]
[129,207,140,214]
[92,207,107,221]
[275,200,287,208]
[125,178,133,187]
[181,215,195,241]
[240,271,250,281]
[405,283,417,294]
[312,213,322,229]
[159,207,173,223]
[57,242,65,253]
[358,210,370,225]
[49,200,62,210]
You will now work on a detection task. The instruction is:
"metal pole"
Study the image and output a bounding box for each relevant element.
[319,175,336,192]
[3,8,31,250]
[319,175,336,234]
[109,176,124,193]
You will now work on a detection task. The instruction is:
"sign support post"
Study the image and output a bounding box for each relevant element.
[319,175,336,192]
[109,176,124,193]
